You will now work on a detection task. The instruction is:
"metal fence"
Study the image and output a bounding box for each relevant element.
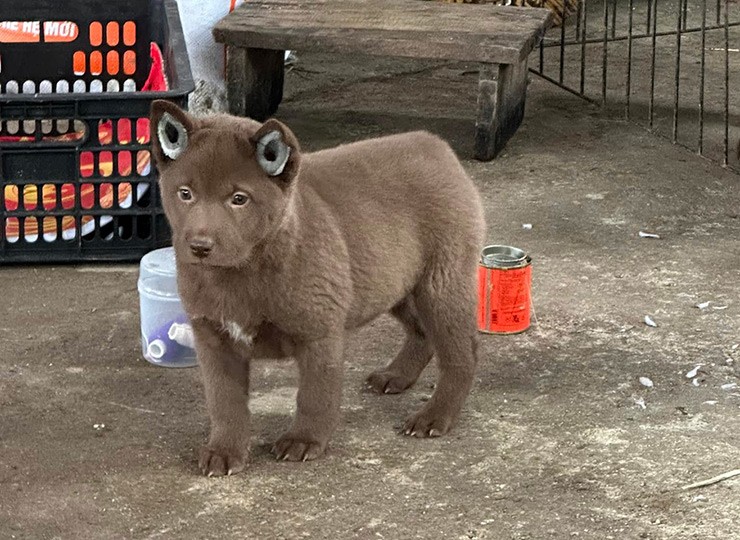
[531,0,739,171]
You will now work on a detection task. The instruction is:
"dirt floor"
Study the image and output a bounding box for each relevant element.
[1,49,739,540]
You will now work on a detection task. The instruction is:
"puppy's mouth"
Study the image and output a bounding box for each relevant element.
[185,256,223,267]
[176,247,220,266]
[182,252,244,269]
[174,240,252,268]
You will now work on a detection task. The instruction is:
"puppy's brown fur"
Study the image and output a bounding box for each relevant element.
[150,101,486,476]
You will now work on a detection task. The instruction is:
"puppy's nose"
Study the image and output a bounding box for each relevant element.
[189,237,214,258]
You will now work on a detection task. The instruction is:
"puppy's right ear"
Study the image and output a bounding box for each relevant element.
[150,100,195,168]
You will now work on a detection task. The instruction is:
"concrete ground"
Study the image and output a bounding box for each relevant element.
[1,51,739,540]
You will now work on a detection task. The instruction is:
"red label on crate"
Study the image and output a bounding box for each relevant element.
[1,118,149,242]
[0,21,79,43]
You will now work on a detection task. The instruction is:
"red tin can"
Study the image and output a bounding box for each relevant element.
[477,245,532,334]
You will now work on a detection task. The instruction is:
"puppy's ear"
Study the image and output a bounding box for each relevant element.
[150,100,195,167]
[250,119,301,185]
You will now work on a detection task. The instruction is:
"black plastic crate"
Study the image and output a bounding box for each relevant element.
[0,0,193,263]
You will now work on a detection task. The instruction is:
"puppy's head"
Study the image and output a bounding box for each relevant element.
[150,100,301,267]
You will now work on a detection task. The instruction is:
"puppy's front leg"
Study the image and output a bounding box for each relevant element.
[192,319,251,477]
[273,335,344,462]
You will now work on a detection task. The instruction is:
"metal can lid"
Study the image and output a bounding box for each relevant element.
[480,245,529,268]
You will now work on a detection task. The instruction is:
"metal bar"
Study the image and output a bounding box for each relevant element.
[647,0,653,34]
[611,0,617,39]
[723,0,729,166]
[649,0,658,129]
[575,0,583,41]
[580,0,588,95]
[603,0,609,104]
[699,0,707,154]
[530,69,600,104]
[537,0,544,75]
[682,0,689,31]
[673,0,682,143]
[539,31,544,73]
[716,0,721,25]
[560,0,567,83]
[626,0,634,119]
[542,21,740,48]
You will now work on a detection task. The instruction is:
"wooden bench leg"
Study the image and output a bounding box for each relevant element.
[474,59,529,161]
[226,46,285,121]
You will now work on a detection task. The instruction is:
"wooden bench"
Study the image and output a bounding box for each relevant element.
[214,0,552,160]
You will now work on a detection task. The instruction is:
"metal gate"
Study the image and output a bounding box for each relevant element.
[531,0,739,171]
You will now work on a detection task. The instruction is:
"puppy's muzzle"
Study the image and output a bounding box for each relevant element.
[189,237,214,259]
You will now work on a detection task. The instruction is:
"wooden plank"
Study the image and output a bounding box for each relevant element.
[474,59,528,160]
[215,2,550,41]
[223,0,551,30]
[222,13,543,36]
[215,0,552,64]
[226,47,285,120]
[233,0,552,25]
[218,28,529,64]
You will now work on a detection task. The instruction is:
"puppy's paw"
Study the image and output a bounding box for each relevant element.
[401,406,455,438]
[198,445,246,477]
[272,434,326,462]
[366,369,414,394]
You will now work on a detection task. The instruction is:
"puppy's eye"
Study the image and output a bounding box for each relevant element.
[178,187,193,202]
[231,192,250,207]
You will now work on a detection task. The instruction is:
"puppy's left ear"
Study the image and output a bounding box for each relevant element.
[150,100,196,168]
[250,119,301,186]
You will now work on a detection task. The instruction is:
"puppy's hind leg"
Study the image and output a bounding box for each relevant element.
[402,261,479,438]
[366,297,434,394]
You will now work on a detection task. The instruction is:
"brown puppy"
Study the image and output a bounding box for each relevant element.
[150,100,486,476]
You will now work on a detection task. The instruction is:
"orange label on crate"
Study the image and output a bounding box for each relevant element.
[1,121,151,242]
[477,264,532,334]
[3,183,132,241]
[0,21,79,43]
